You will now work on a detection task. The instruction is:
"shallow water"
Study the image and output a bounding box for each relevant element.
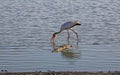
[0,0,120,72]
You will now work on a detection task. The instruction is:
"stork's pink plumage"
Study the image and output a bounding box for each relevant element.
[51,21,81,42]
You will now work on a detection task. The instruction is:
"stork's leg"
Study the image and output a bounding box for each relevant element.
[70,29,79,42]
[67,30,70,43]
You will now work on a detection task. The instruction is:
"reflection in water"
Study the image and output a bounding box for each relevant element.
[61,49,80,59]
[51,41,80,59]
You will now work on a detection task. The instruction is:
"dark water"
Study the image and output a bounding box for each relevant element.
[0,0,120,72]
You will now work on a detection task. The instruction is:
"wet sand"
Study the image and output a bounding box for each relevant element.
[0,71,120,75]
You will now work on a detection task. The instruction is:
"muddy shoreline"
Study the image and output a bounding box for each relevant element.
[0,71,120,75]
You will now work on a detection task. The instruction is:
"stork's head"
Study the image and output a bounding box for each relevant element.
[51,32,57,42]
[75,21,81,25]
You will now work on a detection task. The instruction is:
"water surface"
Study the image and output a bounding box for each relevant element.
[0,0,120,72]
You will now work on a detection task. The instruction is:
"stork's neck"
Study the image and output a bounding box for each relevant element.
[54,30,62,35]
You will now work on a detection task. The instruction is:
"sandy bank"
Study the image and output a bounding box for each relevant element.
[0,71,120,75]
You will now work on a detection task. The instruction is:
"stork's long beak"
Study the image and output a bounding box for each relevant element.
[51,35,56,42]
